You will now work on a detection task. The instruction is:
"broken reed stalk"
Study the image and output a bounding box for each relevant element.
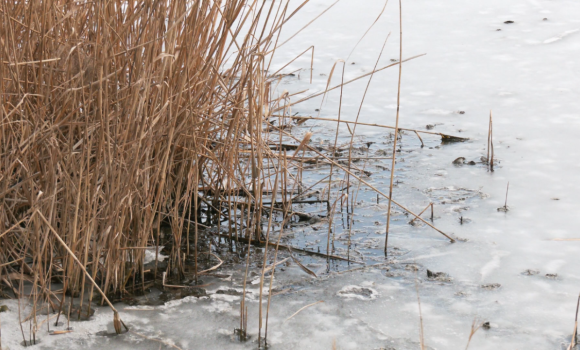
[569,293,580,350]
[465,318,483,350]
[284,300,324,323]
[258,157,281,345]
[409,203,434,224]
[346,0,390,61]
[130,330,183,350]
[35,210,127,334]
[326,60,346,266]
[488,111,494,171]
[212,230,361,264]
[326,195,346,269]
[430,203,434,221]
[415,276,426,350]
[286,115,467,141]
[504,182,509,209]
[487,112,491,164]
[385,0,405,255]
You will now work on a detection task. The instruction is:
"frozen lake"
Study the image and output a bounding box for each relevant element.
[2,0,579,349]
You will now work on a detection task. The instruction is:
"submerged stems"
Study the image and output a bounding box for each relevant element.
[488,111,494,172]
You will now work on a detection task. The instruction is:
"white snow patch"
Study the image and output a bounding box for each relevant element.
[144,246,167,264]
[480,250,510,281]
[422,108,454,115]
[543,29,579,44]
[202,300,233,313]
[210,293,240,302]
[411,91,434,96]
[160,295,200,309]
[337,285,379,300]
[125,305,155,311]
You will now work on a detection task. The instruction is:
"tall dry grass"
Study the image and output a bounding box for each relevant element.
[0,0,301,338]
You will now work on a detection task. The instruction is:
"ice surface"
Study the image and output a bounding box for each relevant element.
[3,0,580,349]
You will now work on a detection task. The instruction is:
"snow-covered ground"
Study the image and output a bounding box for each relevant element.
[2,0,579,349]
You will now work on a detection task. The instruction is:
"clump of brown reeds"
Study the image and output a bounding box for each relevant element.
[0,0,301,341]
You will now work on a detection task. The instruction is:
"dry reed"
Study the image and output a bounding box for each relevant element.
[0,0,300,341]
[568,293,580,350]
[385,0,404,255]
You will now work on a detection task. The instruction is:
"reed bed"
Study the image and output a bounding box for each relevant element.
[0,0,302,339]
[0,0,457,346]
